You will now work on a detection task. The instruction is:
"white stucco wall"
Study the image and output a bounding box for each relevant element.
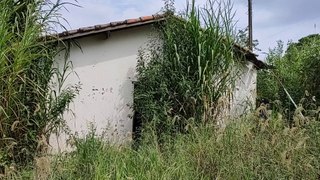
[50,25,152,152]
[215,61,257,127]
[50,24,258,152]
[230,61,257,117]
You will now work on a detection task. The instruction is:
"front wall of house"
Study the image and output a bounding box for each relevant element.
[50,25,152,152]
[50,25,258,152]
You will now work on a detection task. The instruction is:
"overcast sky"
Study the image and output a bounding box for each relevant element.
[59,0,320,60]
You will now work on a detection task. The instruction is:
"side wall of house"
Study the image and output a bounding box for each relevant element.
[50,25,152,152]
[231,61,257,117]
[216,61,257,127]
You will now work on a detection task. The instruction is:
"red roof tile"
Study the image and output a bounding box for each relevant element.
[47,14,269,69]
[53,14,166,40]
[126,18,140,24]
[140,15,154,21]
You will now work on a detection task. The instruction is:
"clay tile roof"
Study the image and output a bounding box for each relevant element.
[126,18,140,24]
[52,14,166,41]
[140,15,154,21]
[47,14,268,69]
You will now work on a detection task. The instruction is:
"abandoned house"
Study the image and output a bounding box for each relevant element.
[49,14,267,152]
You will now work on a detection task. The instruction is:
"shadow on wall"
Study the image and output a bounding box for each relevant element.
[68,26,152,69]
[106,67,136,143]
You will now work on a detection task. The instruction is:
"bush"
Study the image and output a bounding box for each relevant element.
[258,35,320,111]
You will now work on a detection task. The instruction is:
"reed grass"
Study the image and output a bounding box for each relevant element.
[0,0,77,170]
[134,0,242,139]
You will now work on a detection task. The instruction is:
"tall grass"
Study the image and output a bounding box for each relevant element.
[2,1,319,179]
[0,0,77,169]
[11,113,320,179]
[1,0,317,179]
[134,0,242,139]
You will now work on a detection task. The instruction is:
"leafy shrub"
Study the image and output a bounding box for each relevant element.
[258,35,320,112]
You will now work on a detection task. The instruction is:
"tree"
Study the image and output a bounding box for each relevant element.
[285,34,320,101]
[257,34,320,112]
[257,40,283,103]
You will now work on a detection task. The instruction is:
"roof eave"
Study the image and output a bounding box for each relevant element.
[47,15,166,41]
[47,14,270,69]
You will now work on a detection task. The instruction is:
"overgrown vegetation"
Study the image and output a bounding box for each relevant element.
[8,113,320,179]
[1,0,320,179]
[0,0,76,170]
[258,34,320,113]
[134,0,244,138]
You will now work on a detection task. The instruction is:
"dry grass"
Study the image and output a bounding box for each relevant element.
[7,112,320,179]
[35,157,51,180]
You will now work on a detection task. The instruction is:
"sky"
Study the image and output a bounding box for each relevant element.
[58,0,320,60]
